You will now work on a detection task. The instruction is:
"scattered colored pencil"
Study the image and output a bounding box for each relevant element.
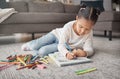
[75,67,97,75]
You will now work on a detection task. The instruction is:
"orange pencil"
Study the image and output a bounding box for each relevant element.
[0,62,20,65]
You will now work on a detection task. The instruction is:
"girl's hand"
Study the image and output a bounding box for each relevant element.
[72,49,87,57]
[66,52,76,60]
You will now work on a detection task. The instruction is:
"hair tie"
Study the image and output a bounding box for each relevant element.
[80,8,85,11]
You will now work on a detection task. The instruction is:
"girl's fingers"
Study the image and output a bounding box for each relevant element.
[72,53,76,57]
[71,53,76,59]
[66,53,76,60]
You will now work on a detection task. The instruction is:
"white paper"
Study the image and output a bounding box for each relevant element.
[49,52,92,67]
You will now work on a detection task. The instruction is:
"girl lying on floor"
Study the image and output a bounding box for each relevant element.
[21,5,100,60]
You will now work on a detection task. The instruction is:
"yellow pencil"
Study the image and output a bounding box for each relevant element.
[17,57,27,66]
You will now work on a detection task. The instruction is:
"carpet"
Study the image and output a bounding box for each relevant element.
[0,36,120,79]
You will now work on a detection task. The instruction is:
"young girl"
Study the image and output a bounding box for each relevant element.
[21,5,100,60]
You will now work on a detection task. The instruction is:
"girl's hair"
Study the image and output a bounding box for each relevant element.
[77,4,101,24]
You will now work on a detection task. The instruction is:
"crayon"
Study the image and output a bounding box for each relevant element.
[26,55,32,64]
[0,60,8,62]
[31,55,39,62]
[32,65,37,69]
[40,58,48,64]
[27,64,36,69]
[6,55,12,59]
[75,68,97,75]
[16,63,36,70]
[24,55,29,62]
[0,62,20,65]
[37,64,46,69]
[65,43,72,51]
[16,66,27,70]
[17,57,27,66]
[75,68,90,73]
[7,55,17,60]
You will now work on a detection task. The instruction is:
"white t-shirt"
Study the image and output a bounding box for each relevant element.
[51,20,94,57]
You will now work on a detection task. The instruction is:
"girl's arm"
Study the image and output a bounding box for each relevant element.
[70,31,94,58]
[83,31,94,57]
[58,23,70,57]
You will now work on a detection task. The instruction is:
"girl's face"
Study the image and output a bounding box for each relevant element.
[74,16,94,36]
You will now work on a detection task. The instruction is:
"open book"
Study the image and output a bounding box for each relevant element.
[49,52,91,67]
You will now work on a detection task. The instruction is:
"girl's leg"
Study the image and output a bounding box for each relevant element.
[38,43,58,57]
[21,33,57,51]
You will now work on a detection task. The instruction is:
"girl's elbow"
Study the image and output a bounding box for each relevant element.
[85,49,95,57]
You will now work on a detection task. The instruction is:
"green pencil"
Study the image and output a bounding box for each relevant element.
[75,68,97,75]
[75,68,90,73]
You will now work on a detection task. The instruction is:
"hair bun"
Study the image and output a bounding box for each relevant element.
[96,8,101,15]
[80,3,86,9]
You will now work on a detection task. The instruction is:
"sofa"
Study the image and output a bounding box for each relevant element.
[0,0,120,40]
[93,0,120,41]
[0,1,80,39]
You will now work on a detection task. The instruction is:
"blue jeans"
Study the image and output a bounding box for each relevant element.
[26,33,58,57]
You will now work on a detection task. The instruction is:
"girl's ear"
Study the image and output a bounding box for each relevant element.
[76,16,79,20]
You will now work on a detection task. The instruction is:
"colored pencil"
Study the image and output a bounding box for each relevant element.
[75,68,97,75]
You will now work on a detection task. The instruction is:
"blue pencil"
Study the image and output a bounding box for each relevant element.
[65,43,72,51]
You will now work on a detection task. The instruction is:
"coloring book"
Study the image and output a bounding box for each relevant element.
[49,52,91,67]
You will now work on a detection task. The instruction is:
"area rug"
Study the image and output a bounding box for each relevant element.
[0,36,120,79]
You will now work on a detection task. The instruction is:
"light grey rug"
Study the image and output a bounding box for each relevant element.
[0,36,120,79]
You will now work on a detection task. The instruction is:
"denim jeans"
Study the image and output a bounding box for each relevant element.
[26,33,58,57]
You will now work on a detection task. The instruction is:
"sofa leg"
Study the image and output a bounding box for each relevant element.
[104,30,107,37]
[32,33,35,40]
[108,31,112,41]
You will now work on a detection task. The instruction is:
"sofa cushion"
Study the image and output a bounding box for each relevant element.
[28,1,64,13]
[2,13,76,24]
[98,11,120,21]
[64,4,80,13]
[8,1,28,12]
